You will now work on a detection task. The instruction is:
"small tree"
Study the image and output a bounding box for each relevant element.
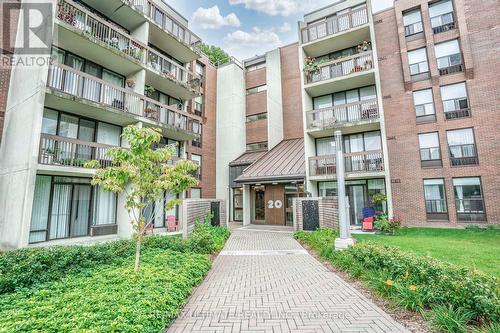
[86,126,199,272]
[199,43,231,66]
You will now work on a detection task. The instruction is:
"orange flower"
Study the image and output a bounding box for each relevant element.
[409,285,417,291]
[385,279,394,286]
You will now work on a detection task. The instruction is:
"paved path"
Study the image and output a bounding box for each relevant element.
[168,225,409,333]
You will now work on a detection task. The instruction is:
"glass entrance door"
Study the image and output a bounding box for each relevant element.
[348,184,366,226]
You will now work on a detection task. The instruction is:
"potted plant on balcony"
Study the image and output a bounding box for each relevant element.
[144,85,155,97]
[109,37,120,49]
[126,79,135,88]
[303,56,320,82]
[357,40,371,52]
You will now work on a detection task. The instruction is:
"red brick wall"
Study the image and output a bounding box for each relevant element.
[375,0,500,227]
[280,43,304,140]
[245,67,266,89]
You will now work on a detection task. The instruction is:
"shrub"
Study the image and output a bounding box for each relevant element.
[0,223,230,294]
[374,214,402,235]
[0,250,211,332]
[428,305,474,333]
[295,229,500,326]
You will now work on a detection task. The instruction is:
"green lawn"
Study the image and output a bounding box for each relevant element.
[354,228,500,277]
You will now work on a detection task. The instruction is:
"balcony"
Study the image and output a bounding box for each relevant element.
[308,150,384,178]
[449,144,479,166]
[304,52,375,97]
[445,108,471,120]
[456,199,487,222]
[56,0,200,98]
[46,63,201,141]
[306,99,379,135]
[301,6,369,57]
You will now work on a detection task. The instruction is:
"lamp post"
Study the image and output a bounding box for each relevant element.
[334,130,354,250]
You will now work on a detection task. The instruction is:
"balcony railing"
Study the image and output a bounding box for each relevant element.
[47,63,200,134]
[456,198,486,222]
[309,150,384,176]
[345,150,384,173]
[445,108,471,120]
[449,144,478,166]
[438,63,464,76]
[306,98,378,130]
[129,0,201,47]
[306,51,373,84]
[39,133,116,168]
[56,0,200,91]
[301,6,369,43]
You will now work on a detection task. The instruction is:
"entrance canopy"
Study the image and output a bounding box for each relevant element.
[235,138,305,184]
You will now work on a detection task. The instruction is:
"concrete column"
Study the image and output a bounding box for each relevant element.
[334,130,353,250]
[242,184,251,226]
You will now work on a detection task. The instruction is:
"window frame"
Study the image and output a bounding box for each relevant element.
[423,178,449,220]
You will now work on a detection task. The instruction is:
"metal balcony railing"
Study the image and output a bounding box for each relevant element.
[56,0,200,91]
[308,150,384,177]
[306,98,378,130]
[301,6,369,43]
[306,51,373,84]
[449,144,478,166]
[47,63,200,134]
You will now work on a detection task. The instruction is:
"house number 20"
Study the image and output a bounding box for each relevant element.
[268,200,283,209]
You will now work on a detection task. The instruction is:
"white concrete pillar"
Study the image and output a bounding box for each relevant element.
[334,130,354,250]
[243,184,251,226]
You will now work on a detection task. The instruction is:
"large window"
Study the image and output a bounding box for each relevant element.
[440,82,470,119]
[435,39,463,75]
[423,179,448,220]
[453,177,486,222]
[246,85,267,95]
[343,131,383,173]
[403,9,423,36]
[316,137,336,156]
[413,89,435,122]
[29,176,117,243]
[408,48,429,76]
[447,128,478,166]
[429,0,456,33]
[191,154,202,179]
[191,188,201,199]
[233,188,243,221]
[418,132,442,167]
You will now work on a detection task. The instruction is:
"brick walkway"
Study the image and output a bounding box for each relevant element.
[167,226,409,333]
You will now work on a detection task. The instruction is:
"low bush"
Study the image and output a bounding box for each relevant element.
[295,229,500,327]
[428,305,474,333]
[0,223,230,294]
[0,250,211,332]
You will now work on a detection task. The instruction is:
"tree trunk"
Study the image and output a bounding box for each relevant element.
[134,236,142,273]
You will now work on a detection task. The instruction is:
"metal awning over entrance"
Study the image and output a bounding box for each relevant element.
[235,138,306,184]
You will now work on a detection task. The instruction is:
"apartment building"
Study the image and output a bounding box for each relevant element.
[299,0,393,227]
[0,0,217,249]
[216,43,304,226]
[375,0,500,226]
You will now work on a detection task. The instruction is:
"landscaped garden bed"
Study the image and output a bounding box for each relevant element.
[295,228,500,333]
[0,222,230,332]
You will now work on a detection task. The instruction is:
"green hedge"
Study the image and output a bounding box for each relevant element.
[0,250,211,332]
[0,223,230,294]
[295,229,500,324]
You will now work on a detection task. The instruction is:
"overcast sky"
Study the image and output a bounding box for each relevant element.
[165,0,394,60]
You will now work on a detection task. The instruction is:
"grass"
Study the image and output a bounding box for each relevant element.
[353,228,500,277]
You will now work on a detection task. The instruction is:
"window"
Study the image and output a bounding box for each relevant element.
[408,48,429,76]
[246,61,266,72]
[193,96,203,116]
[429,0,456,33]
[453,177,486,221]
[230,165,247,188]
[191,188,201,199]
[447,128,478,166]
[233,188,243,221]
[246,85,267,95]
[29,176,117,243]
[413,89,435,122]
[344,131,383,172]
[246,113,268,122]
[418,132,442,167]
[435,39,463,74]
[423,179,448,220]
[195,62,205,78]
[403,9,423,36]
[191,154,202,179]
[246,142,268,151]
[316,137,336,156]
[319,182,337,197]
[440,82,470,119]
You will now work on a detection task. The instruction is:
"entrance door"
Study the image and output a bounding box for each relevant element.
[348,185,366,226]
[265,185,285,225]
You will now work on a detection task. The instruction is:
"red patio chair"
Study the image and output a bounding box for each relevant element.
[167,215,178,232]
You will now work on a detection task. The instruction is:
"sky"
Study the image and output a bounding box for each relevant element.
[165,0,394,60]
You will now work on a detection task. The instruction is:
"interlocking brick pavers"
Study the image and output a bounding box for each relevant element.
[167,227,409,333]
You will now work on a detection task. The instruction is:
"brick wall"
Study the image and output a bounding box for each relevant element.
[280,43,304,140]
[181,199,227,238]
[375,0,500,227]
[293,197,338,231]
[246,67,266,89]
